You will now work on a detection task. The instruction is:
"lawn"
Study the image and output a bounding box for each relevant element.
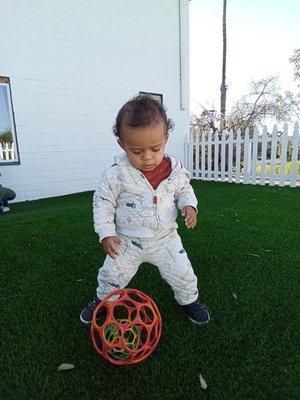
[1,181,299,400]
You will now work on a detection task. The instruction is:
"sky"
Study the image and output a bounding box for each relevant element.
[189,0,300,117]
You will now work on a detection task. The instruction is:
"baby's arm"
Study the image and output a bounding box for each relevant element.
[175,173,198,229]
[93,168,121,243]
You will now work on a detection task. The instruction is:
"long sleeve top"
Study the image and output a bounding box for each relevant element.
[93,153,198,241]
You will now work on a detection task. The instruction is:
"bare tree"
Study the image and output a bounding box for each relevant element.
[289,49,300,120]
[289,48,300,92]
[190,108,219,138]
[191,76,299,138]
[0,128,13,144]
[229,77,299,131]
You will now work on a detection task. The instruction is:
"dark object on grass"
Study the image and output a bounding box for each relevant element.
[0,184,16,213]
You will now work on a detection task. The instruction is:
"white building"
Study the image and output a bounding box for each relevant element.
[0,0,190,202]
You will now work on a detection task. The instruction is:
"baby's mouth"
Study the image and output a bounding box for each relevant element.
[143,165,155,171]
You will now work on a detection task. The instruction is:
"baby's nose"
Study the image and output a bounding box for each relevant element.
[142,152,152,161]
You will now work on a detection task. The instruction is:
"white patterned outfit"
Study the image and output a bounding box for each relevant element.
[93,153,199,305]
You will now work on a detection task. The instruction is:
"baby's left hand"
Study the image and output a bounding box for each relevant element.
[181,206,197,229]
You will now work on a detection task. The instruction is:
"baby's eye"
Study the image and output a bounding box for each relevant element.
[152,148,160,152]
[132,150,141,155]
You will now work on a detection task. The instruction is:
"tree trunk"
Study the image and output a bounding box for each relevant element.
[220,0,227,131]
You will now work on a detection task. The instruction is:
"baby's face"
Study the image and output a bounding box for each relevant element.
[118,120,168,172]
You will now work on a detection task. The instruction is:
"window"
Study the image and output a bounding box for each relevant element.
[0,76,20,164]
[139,91,163,105]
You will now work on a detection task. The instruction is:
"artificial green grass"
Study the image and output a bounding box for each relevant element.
[1,181,299,400]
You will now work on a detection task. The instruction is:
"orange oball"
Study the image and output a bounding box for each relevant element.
[90,288,162,366]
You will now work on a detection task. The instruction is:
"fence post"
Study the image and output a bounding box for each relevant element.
[214,133,219,181]
[195,134,200,179]
[279,123,288,187]
[220,131,226,182]
[269,125,278,186]
[260,126,268,186]
[201,132,206,180]
[207,131,212,180]
[11,142,15,159]
[251,127,258,185]
[235,129,241,183]
[243,128,250,184]
[290,121,299,188]
[5,143,10,160]
[228,130,233,182]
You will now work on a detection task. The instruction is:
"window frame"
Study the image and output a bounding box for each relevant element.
[139,91,163,105]
[0,76,20,165]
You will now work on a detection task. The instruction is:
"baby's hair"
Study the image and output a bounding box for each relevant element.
[113,94,174,137]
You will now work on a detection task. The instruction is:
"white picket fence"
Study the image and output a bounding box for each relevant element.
[0,142,15,160]
[185,122,300,188]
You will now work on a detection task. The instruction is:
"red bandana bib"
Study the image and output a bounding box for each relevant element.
[142,156,172,190]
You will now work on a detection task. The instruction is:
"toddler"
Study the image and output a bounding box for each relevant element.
[0,173,16,214]
[80,95,210,325]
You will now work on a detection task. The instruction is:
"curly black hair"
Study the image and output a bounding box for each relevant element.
[113,94,174,137]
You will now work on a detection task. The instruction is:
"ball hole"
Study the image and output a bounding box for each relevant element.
[93,330,103,352]
[139,305,154,324]
[130,309,138,321]
[123,300,136,309]
[104,324,121,346]
[128,292,147,303]
[113,305,129,321]
[94,305,108,327]
[124,325,140,350]
[138,326,148,347]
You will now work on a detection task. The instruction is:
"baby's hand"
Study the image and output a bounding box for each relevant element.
[181,206,197,229]
[102,236,122,259]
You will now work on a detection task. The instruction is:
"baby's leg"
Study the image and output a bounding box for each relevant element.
[151,232,199,305]
[96,238,141,300]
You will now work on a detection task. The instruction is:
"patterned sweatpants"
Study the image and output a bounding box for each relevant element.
[96,230,199,306]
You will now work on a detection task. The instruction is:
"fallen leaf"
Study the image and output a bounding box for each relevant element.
[199,374,207,390]
[57,363,75,371]
[232,293,237,299]
[247,253,260,257]
[75,279,83,282]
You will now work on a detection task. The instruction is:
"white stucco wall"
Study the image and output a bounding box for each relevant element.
[0,0,190,202]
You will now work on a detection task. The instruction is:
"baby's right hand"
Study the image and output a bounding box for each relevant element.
[102,236,122,260]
